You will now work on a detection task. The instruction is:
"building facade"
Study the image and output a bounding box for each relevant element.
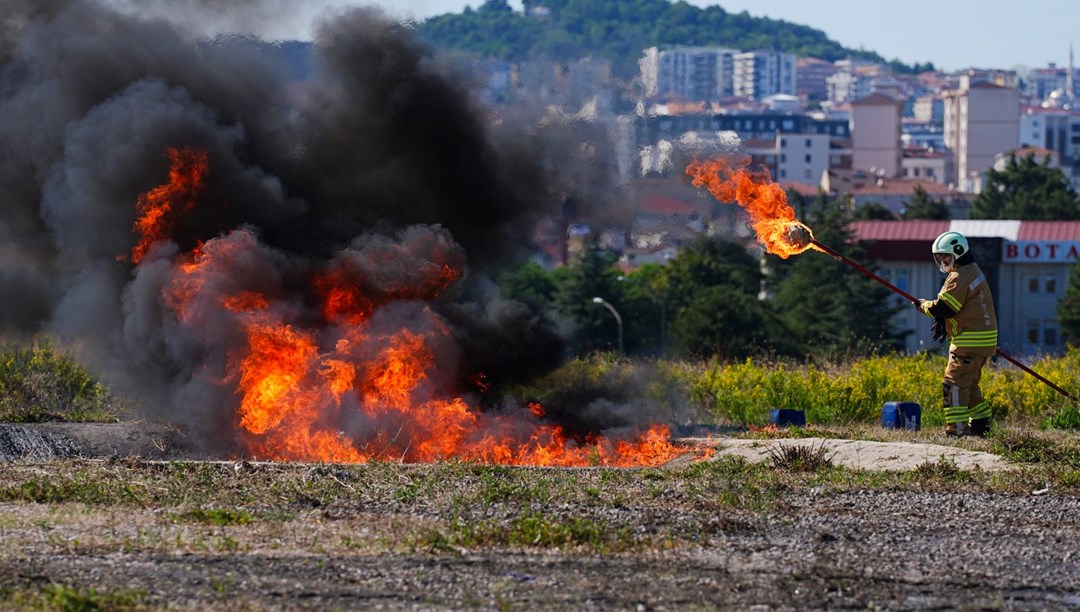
[849,220,1080,355]
[732,51,796,99]
[943,76,1021,191]
[640,46,738,101]
[851,92,902,177]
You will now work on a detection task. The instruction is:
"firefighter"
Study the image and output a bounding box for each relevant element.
[916,231,997,437]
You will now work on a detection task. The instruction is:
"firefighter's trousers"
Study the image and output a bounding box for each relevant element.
[942,350,992,424]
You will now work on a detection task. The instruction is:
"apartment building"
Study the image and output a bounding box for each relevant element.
[732,50,796,99]
[851,92,902,177]
[943,76,1020,191]
[1019,106,1080,192]
[639,46,738,101]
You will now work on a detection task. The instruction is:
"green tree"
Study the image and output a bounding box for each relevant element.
[1059,256,1080,345]
[621,263,671,355]
[970,153,1080,220]
[901,184,950,220]
[660,236,791,359]
[767,194,906,356]
[669,285,776,359]
[852,201,896,220]
[496,260,556,307]
[552,241,624,353]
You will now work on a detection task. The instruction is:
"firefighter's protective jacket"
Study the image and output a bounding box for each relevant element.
[919,262,997,356]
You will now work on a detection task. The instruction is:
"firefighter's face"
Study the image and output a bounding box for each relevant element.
[934,253,955,273]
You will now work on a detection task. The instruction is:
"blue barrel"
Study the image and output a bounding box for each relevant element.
[882,402,921,430]
[770,408,806,427]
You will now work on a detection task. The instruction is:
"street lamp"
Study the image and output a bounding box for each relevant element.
[591,297,623,354]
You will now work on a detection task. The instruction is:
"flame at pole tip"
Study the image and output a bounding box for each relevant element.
[686,156,821,259]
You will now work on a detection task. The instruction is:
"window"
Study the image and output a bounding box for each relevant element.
[805,138,812,148]
[1045,326,1058,346]
[780,169,787,178]
[804,169,812,179]
[781,138,787,148]
[805,154,811,163]
[927,168,935,177]
[1027,321,1039,344]
[1029,278,1039,293]
[1047,278,1057,293]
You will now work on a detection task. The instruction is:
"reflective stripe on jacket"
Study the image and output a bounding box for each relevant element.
[920,262,997,356]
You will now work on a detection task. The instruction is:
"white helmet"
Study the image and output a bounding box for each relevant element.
[931,231,968,273]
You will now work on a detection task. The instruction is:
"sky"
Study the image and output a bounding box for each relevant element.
[113,0,1079,73]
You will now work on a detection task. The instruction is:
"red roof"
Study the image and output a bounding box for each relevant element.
[849,220,949,241]
[1016,221,1080,240]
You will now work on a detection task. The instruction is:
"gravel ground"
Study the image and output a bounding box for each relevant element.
[2,490,1079,610]
[1,423,1079,610]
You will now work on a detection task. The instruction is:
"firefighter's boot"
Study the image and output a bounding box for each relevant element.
[944,423,965,437]
[968,418,991,437]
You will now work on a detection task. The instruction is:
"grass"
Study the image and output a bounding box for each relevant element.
[5,583,148,611]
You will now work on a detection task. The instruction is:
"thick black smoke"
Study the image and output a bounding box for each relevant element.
[0,1,634,453]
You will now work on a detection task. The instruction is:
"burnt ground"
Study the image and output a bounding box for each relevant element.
[1,422,1079,610]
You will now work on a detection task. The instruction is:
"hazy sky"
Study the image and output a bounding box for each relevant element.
[125,0,1077,73]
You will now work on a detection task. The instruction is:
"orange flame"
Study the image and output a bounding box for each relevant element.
[686,157,819,259]
[130,147,208,263]
[137,148,704,467]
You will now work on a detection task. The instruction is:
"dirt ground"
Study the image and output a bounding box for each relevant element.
[2,422,1078,610]
[0,421,1013,471]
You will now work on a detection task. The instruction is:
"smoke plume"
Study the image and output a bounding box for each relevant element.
[0,1,656,461]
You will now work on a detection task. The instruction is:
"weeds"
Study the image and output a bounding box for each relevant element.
[9,583,148,611]
[912,456,968,482]
[767,442,836,472]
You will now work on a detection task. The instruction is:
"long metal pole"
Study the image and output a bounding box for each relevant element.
[809,239,1074,400]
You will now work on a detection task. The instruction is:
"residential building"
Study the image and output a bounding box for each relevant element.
[733,50,796,99]
[795,57,837,101]
[943,76,1021,191]
[640,46,739,101]
[912,94,945,123]
[850,220,1080,355]
[851,92,902,177]
[1018,105,1080,192]
[901,146,948,185]
[826,70,869,104]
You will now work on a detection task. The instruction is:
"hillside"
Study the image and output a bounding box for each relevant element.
[418,0,931,79]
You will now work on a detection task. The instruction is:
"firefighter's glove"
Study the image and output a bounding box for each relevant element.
[914,299,926,314]
[932,318,947,343]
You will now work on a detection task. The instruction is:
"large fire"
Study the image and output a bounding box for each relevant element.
[130,147,208,264]
[136,148,699,467]
[686,156,819,258]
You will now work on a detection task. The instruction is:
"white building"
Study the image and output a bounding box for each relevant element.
[640,46,739,101]
[733,50,796,100]
[943,76,1020,192]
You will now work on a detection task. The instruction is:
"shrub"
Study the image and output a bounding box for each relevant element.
[0,339,120,422]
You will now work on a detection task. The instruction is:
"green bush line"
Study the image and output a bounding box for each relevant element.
[516,348,1080,431]
[1,338,1077,431]
[688,348,1080,429]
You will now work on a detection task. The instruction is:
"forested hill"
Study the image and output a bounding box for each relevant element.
[418,0,934,79]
